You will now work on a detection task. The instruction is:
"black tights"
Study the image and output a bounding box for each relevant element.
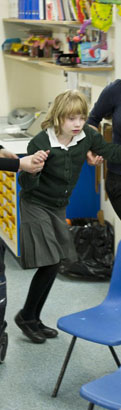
[22,263,60,321]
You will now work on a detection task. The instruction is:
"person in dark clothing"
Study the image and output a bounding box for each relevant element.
[87,79,121,219]
[13,89,121,345]
[0,145,46,362]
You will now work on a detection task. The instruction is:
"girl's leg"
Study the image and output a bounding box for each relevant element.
[35,271,59,338]
[14,263,60,341]
[22,262,60,320]
[35,271,57,321]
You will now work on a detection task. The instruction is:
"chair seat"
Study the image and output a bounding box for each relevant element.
[52,242,121,398]
[58,301,121,346]
[80,366,121,410]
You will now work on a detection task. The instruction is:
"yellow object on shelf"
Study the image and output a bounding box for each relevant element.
[91,2,113,32]
[0,169,18,254]
[3,202,15,217]
[3,171,14,177]
[0,207,4,217]
[0,183,4,193]
[3,176,15,191]
[4,189,15,203]
[0,197,4,206]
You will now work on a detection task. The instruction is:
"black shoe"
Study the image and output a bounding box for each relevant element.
[0,322,8,363]
[14,311,46,344]
[37,320,58,338]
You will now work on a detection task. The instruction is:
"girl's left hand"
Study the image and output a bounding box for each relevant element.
[87,150,104,165]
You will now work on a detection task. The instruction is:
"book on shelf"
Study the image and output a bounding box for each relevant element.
[17,0,79,21]
[60,0,66,20]
[39,0,46,19]
[25,0,32,19]
[56,0,64,20]
[31,0,39,19]
[8,0,18,18]
[61,0,72,21]
[45,0,60,20]
[18,0,25,19]
[68,0,78,20]
[52,0,59,20]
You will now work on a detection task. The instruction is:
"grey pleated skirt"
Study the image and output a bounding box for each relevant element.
[20,198,77,269]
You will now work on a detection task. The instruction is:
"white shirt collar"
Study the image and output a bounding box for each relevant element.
[47,127,86,151]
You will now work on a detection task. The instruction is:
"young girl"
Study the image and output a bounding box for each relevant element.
[15,89,121,344]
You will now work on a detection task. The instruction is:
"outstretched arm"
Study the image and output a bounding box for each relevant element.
[0,146,50,173]
[19,150,50,173]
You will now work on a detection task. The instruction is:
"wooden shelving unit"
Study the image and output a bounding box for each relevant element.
[3,52,114,73]
[3,19,114,73]
[3,18,80,26]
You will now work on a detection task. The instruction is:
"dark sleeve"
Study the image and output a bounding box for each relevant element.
[18,135,43,190]
[18,139,39,190]
[87,80,121,128]
[0,158,19,172]
[90,129,121,163]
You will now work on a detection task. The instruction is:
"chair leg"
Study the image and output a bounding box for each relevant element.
[52,335,77,397]
[88,403,95,410]
[108,346,121,367]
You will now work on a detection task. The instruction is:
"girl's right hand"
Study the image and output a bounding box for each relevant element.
[31,150,50,169]
[19,150,50,173]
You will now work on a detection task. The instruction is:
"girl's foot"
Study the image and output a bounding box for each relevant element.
[37,320,58,338]
[14,311,46,343]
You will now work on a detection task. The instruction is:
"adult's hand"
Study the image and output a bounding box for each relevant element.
[0,148,18,159]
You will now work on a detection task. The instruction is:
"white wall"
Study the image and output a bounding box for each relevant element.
[3,59,67,111]
[1,16,67,114]
[0,0,9,114]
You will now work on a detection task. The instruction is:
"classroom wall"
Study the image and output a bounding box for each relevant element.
[0,0,9,115]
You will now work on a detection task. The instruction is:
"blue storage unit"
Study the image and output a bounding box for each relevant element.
[66,161,100,219]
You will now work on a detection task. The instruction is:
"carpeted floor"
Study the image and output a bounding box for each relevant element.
[0,248,120,410]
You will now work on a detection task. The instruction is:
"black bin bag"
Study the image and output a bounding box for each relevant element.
[59,218,114,281]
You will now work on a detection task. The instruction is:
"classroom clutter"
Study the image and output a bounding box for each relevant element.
[2,26,111,66]
[2,35,62,58]
[58,214,114,280]
[5,0,119,66]
[10,1,121,23]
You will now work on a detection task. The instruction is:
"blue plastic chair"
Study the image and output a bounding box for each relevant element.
[80,366,121,409]
[52,241,121,397]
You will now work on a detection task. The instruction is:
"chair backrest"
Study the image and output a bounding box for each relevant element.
[105,240,121,302]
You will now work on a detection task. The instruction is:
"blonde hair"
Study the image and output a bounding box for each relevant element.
[41,89,88,136]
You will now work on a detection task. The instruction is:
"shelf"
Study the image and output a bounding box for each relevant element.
[3,19,114,73]
[3,53,114,73]
[3,18,80,26]
[3,18,81,33]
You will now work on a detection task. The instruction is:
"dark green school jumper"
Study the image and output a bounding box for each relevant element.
[18,124,121,269]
